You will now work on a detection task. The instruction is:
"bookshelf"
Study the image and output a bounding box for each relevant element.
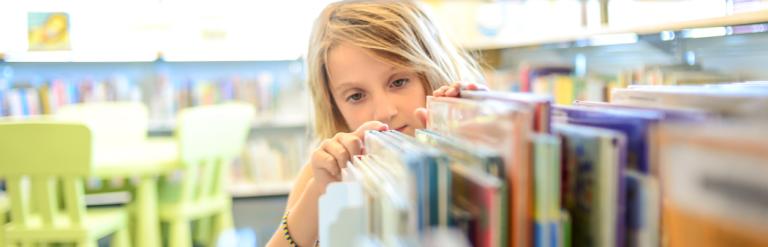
[229,181,294,198]
[463,9,768,50]
[148,119,306,136]
[0,59,311,198]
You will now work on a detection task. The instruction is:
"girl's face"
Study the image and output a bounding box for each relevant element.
[326,43,427,136]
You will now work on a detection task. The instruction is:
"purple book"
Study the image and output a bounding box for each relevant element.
[573,100,713,122]
[553,105,665,247]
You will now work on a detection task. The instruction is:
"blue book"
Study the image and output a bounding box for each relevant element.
[381,130,452,228]
[365,130,451,231]
[19,88,29,115]
[416,128,508,247]
[0,89,5,116]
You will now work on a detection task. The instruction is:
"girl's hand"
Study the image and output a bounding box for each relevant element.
[432,82,488,97]
[415,82,488,127]
[310,121,389,185]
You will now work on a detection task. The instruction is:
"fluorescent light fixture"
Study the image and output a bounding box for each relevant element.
[685,51,696,66]
[682,27,728,39]
[660,31,676,41]
[588,33,638,46]
[161,50,302,62]
[3,51,158,62]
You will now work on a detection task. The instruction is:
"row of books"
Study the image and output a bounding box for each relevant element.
[234,133,310,185]
[319,81,768,247]
[0,76,141,116]
[0,73,291,123]
[483,64,741,106]
[148,73,288,123]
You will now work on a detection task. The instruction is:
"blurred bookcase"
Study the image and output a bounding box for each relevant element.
[0,1,336,197]
[423,1,768,102]
[0,59,311,198]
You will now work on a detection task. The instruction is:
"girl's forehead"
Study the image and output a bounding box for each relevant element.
[327,44,403,79]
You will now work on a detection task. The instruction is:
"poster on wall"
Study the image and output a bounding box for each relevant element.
[28,12,70,51]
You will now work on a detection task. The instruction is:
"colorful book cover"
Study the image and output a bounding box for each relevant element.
[427,95,533,247]
[532,134,561,247]
[416,128,508,246]
[623,171,660,247]
[38,84,51,114]
[554,75,575,105]
[451,164,505,247]
[554,123,626,247]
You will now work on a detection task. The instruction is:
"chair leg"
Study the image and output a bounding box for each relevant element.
[169,220,191,247]
[193,217,212,245]
[75,240,95,247]
[209,209,234,247]
[111,227,131,247]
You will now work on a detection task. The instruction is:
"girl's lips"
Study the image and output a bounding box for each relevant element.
[396,125,408,132]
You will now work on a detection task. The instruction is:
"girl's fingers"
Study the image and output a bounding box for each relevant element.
[336,134,363,165]
[323,140,349,170]
[414,107,428,129]
[314,150,340,177]
[446,86,459,97]
[352,121,389,139]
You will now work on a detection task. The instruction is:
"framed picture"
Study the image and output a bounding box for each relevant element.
[28,12,70,51]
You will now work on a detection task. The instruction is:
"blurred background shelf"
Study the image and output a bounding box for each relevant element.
[148,118,307,136]
[463,9,768,50]
[229,181,294,198]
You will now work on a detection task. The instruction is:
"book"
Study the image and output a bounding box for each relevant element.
[451,164,505,247]
[415,129,505,179]
[379,130,452,228]
[415,128,508,247]
[554,123,626,247]
[532,134,562,247]
[659,121,768,246]
[611,86,768,119]
[427,95,533,247]
[365,130,451,231]
[462,90,553,133]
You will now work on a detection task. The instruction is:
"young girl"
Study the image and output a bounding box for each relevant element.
[268,1,485,246]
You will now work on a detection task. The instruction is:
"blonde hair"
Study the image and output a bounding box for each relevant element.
[307,0,484,139]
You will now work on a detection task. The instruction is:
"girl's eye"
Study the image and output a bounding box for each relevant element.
[346,92,365,103]
[390,78,409,88]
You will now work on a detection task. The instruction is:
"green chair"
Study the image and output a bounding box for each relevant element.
[159,102,254,247]
[56,101,179,247]
[0,121,131,247]
[0,193,8,245]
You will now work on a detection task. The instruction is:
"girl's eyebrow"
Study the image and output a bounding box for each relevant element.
[334,67,401,92]
[333,81,361,94]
